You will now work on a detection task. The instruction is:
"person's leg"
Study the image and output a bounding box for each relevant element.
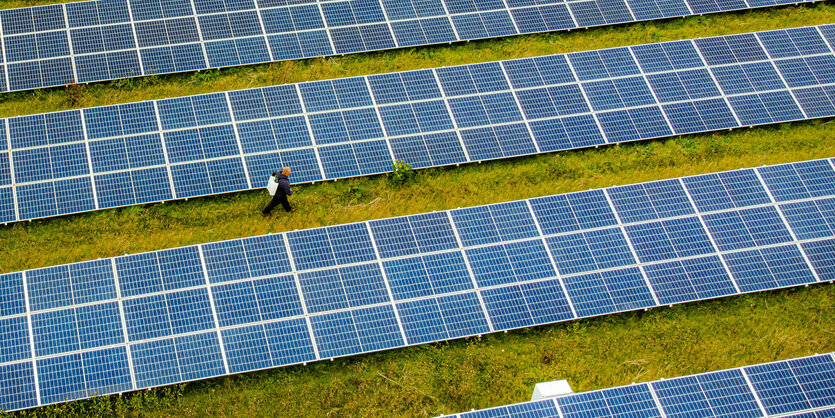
[262,194,281,215]
[279,195,292,212]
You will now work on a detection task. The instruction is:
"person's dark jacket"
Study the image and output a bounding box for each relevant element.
[273,172,292,196]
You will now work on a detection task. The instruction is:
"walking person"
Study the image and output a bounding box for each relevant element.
[262,167,294,216]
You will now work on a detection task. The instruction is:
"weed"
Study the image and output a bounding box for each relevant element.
[108,76,140,91]
[349,184,368,198]
[390,160,416,185]
[192,69,222,85]
[63,84,84,107]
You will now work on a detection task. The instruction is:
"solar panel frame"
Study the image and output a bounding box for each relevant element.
[450,352,835,418]
[0,0,824,92]
[2,24,835,225]
[2,157,835,411]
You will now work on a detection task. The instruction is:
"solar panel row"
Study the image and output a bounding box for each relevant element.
[0,0,828,91]
[1,24,834,224]
[1,157,834,412]
[0,0,820,92]
[446,352,835,418]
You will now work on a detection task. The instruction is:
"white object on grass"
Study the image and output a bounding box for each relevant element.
[530,380,574,401]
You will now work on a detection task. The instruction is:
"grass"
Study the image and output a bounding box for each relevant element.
[0,0,84,8]
[1,2,834,417]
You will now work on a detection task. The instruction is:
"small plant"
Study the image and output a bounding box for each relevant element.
[676,135,699,152]
[64,84,84,107]
[347,184,367,198]
[193,69,221,84]
[109,76,139,90]
[390,160,415,185]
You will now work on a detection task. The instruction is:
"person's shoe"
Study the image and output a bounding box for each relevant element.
[260,212,268,217]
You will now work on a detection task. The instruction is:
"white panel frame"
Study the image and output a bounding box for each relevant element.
[20,271,42,406]
[678,177,743,294]
[752,166,821,282]
[110,258,138,391]
[445,211,495,333]
[282,233,322,361]
[196,245,231,374]
[150,100,178,198]
[364,222,409,345]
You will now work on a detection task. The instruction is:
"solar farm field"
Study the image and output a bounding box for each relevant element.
[0,1,834,416]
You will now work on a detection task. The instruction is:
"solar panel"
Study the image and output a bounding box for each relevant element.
[1,24,834,225]
[447,352,835,418]
[0,0,822,92]
[1,157,835,412]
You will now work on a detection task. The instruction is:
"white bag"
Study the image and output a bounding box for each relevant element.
[266,175,278,196]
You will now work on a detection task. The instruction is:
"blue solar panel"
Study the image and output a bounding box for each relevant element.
[780,198,835,240]
[656,369,762,417]
[802,237,835,281]
[0,316,28,365]
[452,353,835,417]
[369,212,458,258]
[702,206,794,252]
[745,354,835,415]
[529,189,618,235]
[467,239,555,287]
[562,267,656,317]
[3,25,835,223]
[724,244,817,292]
[2,154,835,409]
[451,201,539,246]
[459,398,559,417]
[480,279,574,331]
[643,256,736,304]
[384,251,473,300]
[547,227,637,275]
[607,179,694,223]
[682,168,772,212]
[558,383,661,418]
[625,217,714,263]
[0,362,37,411]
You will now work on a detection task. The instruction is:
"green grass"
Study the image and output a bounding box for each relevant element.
[0,1,84,8]
[1,2,834,417]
